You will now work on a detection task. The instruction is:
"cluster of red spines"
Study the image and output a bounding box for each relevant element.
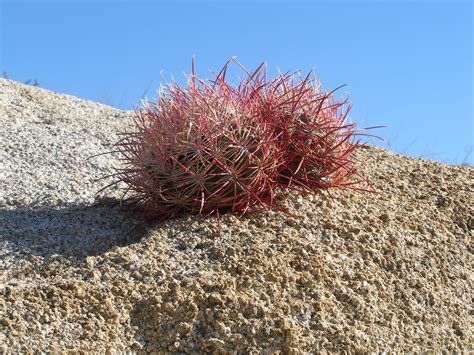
[105,58,376,222]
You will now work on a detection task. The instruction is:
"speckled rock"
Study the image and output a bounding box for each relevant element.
[1,79,472,352]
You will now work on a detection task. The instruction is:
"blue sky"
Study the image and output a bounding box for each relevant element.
[2,0,473,165]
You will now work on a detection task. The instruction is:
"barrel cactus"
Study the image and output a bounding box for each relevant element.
[102,58,377,222]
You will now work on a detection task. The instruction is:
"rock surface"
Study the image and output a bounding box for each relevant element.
[1,78,473,352]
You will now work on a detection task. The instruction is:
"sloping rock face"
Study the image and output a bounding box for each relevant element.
[1,79,472,352]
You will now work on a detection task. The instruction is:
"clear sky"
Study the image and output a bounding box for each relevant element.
[2,0,473,165]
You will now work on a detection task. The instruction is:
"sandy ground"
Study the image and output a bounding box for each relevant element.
[0,78,473,352]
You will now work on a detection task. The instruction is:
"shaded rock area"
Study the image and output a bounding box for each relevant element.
[1,79,472,352]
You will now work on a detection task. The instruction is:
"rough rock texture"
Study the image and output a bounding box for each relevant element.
[1,78,473,352]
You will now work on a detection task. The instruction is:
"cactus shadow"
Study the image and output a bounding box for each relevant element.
[0,199,150,261]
